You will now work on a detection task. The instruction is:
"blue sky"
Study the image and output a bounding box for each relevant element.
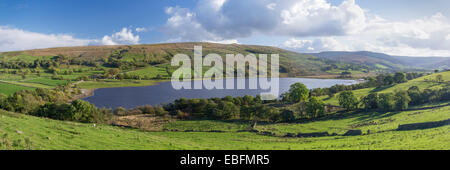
[1,0,450,56]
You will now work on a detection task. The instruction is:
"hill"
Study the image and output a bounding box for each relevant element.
[322,71,450,106]
[0,42,372,78]
[308,51,450,71]
[0,101,448,150]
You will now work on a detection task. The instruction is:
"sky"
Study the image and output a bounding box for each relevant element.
[0,0,450,56]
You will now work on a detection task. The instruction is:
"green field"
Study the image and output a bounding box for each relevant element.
[1,101,448,150]
[24,77,69,87]
[127,66,170,79]
[321,71,450,106]
[0,82,35,95]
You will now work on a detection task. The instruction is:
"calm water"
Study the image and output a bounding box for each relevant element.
[83,78,358,109]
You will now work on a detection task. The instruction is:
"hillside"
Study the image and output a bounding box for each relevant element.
[322,71,450,106]
[308,51,450,71]
[0,42,371,78]
[0,102,448,150]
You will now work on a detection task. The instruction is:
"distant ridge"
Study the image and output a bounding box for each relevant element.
[307,51,450,71]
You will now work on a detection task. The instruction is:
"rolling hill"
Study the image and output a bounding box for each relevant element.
[0,43,371,77]
[308,51,450,71]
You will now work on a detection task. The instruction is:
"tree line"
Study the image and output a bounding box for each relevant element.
[337,86,450,112]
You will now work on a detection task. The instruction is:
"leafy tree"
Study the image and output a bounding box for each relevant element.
[383,75,394,85]
[33,103,75,121]
[378,93,396,111]
[71,100,103,123]
[361,93,379,110]
[212,101,239,119]
[394,90,411,110]
[407,86,422,105]
[306,97,325,118]
[394,72,407,83]
[338,91,359,111]
[287,83,309,103]
[280,109,295,122]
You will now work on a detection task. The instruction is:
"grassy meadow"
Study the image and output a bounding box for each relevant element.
[321,71,450,106]
[0,102,448,150]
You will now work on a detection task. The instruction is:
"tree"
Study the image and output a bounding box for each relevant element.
[107,68,121,79]
[394,72,407,83]
[306,97,325,118]
[338,91,359,111]
[280,109,295,122]
[212,101,239,120]
[288,83,309,103]
[378,93,396,111]
[361,93,379,110]
[407,86,421,105]
[383,75,394,85]
[71,100,103,123]
[394,91,411,110]
[114,107,127,116]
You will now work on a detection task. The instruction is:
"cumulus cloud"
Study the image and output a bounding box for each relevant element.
[99,27,140,45]
[162,0,450,56]
[0,26,91,52]
[0,26,141,52]
[282,13,450,56]
[278,0,366,36]
[283,37,350,52]
[163,0,366,41]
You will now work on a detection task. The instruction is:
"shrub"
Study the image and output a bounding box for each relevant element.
[378,93,396,111]
[338,91,359,111]
[280,109,295,122]
[306,97,325,118]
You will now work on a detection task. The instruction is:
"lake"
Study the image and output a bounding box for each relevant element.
[83,78,359,109]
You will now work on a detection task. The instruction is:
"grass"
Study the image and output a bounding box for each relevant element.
[127,66,170,79]
[24,77,69,87]
[163,120,251,132]
[77,79,165,89]
[0,104,448,150]
[257,102,450,135]
[0,82,35,95]
[321,71,450,106]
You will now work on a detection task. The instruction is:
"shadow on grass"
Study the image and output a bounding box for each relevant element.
[397,119,450,131]
[370,85,395,93]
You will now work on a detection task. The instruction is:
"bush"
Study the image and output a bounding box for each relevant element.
[71,100,104,123]
[361,93,379,110]
[306,97,325,118]
[33,103,75,121]
[394,91,411,111]
[338,91,359,111]
[378,93,396,111]
[280,109,295,122]
[114,107,127,116]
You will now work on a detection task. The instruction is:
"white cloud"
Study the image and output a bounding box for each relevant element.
[135,27,147,32]
[0,26,92,52]
[278,0,366,36]
[283,12,450,56]
[266,3,276,10]
[163,0,366,41]
[162,0,450,56]
[99,28,140,45]
[205,39,239,44]
[0,26,141,52]
[283,37,349,52]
